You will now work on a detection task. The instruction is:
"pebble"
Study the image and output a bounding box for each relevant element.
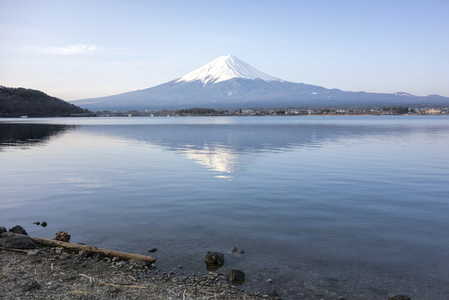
[27,250,40,256]
[115,261,126,267]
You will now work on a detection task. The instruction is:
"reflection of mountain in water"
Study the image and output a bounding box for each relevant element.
[2,120,436,174]
[0,124,72,149]
[79,122,420,175]
[180,145,242,175]
[80,124,330,175]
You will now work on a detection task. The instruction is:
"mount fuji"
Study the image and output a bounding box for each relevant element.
[71,55,449,111]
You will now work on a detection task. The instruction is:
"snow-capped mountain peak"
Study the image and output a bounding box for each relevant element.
[394,92,413,97]
[176,55,283,86]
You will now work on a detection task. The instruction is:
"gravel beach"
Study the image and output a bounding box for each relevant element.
[0,246,269,300]
[0,226,416,300]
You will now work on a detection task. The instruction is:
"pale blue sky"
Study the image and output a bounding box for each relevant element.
[1,0,448,100]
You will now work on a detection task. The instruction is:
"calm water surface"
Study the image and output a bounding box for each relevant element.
[1,116,449,299]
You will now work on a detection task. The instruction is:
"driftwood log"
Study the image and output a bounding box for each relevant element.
[30,237,156,263]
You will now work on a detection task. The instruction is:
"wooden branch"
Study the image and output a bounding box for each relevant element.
[30,237,156,263]
[0,246,28,253]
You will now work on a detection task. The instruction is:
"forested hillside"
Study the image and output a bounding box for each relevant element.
[0,86,89,117]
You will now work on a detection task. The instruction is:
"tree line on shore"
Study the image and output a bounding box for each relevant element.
[0,87,90,117]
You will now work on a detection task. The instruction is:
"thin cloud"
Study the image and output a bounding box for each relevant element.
[26,44,99,55]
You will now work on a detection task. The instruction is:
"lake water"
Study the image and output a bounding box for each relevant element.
[1,115,449,299]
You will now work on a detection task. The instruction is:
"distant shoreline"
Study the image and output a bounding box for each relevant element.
[91,106,449,118]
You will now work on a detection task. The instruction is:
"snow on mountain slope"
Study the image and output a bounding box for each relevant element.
[176,55,283,86]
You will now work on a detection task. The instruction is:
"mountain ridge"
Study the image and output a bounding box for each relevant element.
[71,55,449,111]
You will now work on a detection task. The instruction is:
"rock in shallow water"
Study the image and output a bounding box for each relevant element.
[205,251,224,265]
[227,269,245,283]
[230,246,245,254]
[205,251,225,271]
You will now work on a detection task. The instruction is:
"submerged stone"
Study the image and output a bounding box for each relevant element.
[227,269,245,283]
[205,251,224,265]
[205,251,225,271]
[230,246,245,254]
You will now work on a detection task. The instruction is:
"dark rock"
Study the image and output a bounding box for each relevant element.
[147,248,157,253]
[0,227,7,235]
[230,246,245,254]
[227,269,245,283]
[205,251,224,265]
[8,225,28,235]
[388,295,411,300]
[205,251,225,271]
[54,231,71,242]
[0,235,37,249]
[33,222,40,225]
[41,222,47,227]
